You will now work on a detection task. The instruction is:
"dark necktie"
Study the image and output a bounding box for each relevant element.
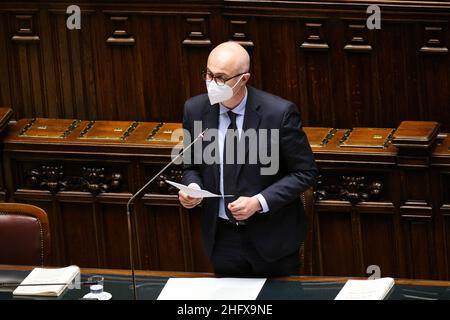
[223,111,239,223]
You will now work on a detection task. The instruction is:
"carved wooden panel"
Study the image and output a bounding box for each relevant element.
[99,203,134,269]
[314,209,359,276]
[254,18,302,118]
[300,21,329,51]
[144,203,187,271]
[315,174,386,205]
[226,18,254,47]
[360,213,399,278]
[11,14,40,43]
[46,10,97,120]
[188,207,214,272]
[344,22,372,53]
[440,172,450,208]
[22,164,124,195]
[444,216,450,278]
[58,202,99,267]
[420,25,448,55]
[418,23,450,125]
[399,169,433,216]
[106,16,135,46]
[182,17,212,47]
[297,18,334,126]
[155,169,183,195]
[402,217,437,279]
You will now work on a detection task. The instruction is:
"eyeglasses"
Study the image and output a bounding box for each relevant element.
[201,70,246,86]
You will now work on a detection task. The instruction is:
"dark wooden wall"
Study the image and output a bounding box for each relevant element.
[0,0,449,130]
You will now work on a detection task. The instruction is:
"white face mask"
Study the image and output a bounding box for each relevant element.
[206,75,244,105]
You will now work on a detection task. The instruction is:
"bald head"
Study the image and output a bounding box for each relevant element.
[205,41,251,108]
[207,41,250,75]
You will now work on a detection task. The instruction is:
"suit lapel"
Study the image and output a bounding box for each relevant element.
[236,87,261,179]
[202,103,219,133]
[201,103,220,194]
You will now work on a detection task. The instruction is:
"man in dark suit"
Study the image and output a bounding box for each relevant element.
[179,41,318,277]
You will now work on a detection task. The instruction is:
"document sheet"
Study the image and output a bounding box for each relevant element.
[157,277,267,300]
[165,180,233,198]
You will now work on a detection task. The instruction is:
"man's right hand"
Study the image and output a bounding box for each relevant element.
[178,191,203,209]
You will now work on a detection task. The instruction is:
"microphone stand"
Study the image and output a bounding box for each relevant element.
[125,128,208,300]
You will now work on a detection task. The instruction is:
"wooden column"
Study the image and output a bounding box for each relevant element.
[0,108,13,202]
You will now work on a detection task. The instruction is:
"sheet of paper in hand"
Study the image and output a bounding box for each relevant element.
[165,180,233,198]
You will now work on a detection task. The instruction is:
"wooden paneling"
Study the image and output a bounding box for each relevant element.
[441,172,450,207]
[0,14,12,109]
[360,212,399,278]
[0,1,449,130]
[188,206,214,272]
[99,203,132,269]
[58,201,99,266]
[403,217,437,279]
[315,207,358,276]
[400,169,431,207]
[145,204,186,271]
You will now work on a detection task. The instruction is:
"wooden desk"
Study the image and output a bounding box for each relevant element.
[0,108,13,134]
[2,265,450,300]
[1,119,449,282]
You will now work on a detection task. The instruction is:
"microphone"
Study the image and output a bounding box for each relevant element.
[125,128,208,300]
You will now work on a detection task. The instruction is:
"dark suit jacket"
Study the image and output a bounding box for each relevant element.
[182,85,318,262]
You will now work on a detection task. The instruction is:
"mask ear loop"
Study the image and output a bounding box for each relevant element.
[230,74,246,90]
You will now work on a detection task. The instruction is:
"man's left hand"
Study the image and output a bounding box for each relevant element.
[228,196,262,221]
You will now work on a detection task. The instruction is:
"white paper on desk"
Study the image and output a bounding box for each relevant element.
[165,180,233,198]
[157,278,266,300]
[334,277,395,300]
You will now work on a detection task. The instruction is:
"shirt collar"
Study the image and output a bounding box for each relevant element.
[219,87,247,116]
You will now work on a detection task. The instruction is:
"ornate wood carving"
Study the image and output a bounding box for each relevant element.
[66,167,123,194]
[25,165,123,195]
[315,175,383,205]
[26,165,65,194]
[156,169,183,195]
